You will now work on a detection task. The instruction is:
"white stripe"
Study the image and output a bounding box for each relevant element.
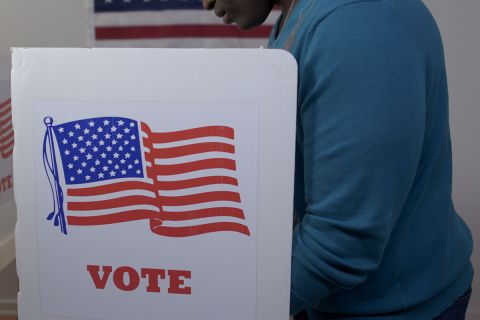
[155,168,238,180]
[163,201,242,212]
[94,38,270,48]
[149,135,234,148]
[66,204,160,215]
[0,112,11,123]
[158,183,239,196]
[153,151,236,165]
[153,216,247,228]
[1,136,14,147]
[67,177,153,188]
[67,189,156,201]
[95,10,279,27]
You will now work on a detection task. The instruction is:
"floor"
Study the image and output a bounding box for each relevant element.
[0,316,17,320]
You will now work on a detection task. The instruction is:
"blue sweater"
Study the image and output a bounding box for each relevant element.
[268,0,474,318]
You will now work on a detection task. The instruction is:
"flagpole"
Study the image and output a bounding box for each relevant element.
[43,117,68,235]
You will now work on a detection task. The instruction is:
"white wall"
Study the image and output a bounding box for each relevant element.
[0,0,479,318]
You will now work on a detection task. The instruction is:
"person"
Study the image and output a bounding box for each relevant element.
[203,0,474,319]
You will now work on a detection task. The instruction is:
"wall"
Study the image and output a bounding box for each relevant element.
[0,0,479,318]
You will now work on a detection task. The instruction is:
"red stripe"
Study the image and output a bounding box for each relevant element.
[150,221,250,237]
[151,142,234,158]
[0,130,14,144]
[67,181,154,196]
[1,149,13,159]
[96,25,272,40]
[0,116,12,128]
[157,176,238,190]
[1,140,14,150]
[141,123,234,143]
[159,191,240,206]
[67,195,159,211]
[0,99,10,110]
[67,210,160,226]
[0,106,11,118]
[150,158,236,175]
[162,207,245,221]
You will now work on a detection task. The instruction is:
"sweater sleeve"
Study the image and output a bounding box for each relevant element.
[290,4,426,314]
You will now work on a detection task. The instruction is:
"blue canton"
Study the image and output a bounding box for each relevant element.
[53,117,144,185]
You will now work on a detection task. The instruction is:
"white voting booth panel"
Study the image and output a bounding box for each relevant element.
[12,48,297,320]
[0,52,15,272]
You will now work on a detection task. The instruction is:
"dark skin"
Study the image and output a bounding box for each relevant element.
[202,0,296,31]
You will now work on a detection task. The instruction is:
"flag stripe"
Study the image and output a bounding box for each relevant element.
[150,221,250,237]
[157,176,238,190]
[162,207,245,220]
[151,142,235,158]
[96,24,273,40]
[0,116,12,128]
[148,158,236,176]
[1,150,13,158]
[0,105,11,118]
[141,124,234,142]
[95,1,204,13]
[67,181,154,196]
[68,195,159,211]
[0,130,14,144]
[0,99,10,109]
[68,210,160,225]
[159,191,241,206]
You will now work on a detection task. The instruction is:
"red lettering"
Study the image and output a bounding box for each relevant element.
[113,266,140,291]
[87,265,112,289]
[168,269,192,295]
[141,268,166,293]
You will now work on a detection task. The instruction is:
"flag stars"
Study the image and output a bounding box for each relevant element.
[117,120,124,126]
[116,133,123,139]
[112,140,117,145]
[68,131,74,137]
[83,128,90,135]
[107,159,113,165]
[86,140,92,147]
[110,171,116,177]
[71,143,77,148]
[105,133,111,139]
[67,163,74,169]
[64,150,70,156]
[73,155,79,161]
[127,164,133,169]
[58,127,64,133]
[90,167,96,173]
[130,122,135,128]
[93,147,98,152]
[130,135,136,140]
[101,153,106,158]
[89,121,95,127]
[79,148,86,154]
[121,170,127,175]
[103,166,109,172]
[113,152,119,158]
[85,175,91,181]
[92,134,98,140]
[124,140,130,145]
[74,123,81,130]
[86,153,93,160]
[106,146,113,152]
[77,169,83,175]
[95,160,101,166]
[111,126,117,132]
[78,136,84,141]
[103,120,110,126]
[99,140,105,146]
[119,146,124,151]
[134,159,139,165]
[70,177,75,182]
[114,164,119,170]
[120,159,126,164]
[97,127,103,133]
[136,169,141,174]
[98,173,104,179]
[124,128,130,134]
[81,162,87,168]
[62,139,68,144]
[131,146,136,152]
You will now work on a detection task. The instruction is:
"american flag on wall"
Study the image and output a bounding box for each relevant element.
[42,116,250,237]
[0,98,13,159]
[93,0,280,48]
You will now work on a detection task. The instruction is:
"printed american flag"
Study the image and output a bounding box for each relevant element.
[93,0,280,48]
[47,116,250,237]
[0,98,13,159]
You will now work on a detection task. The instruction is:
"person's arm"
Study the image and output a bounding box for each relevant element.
[290,4,425,314]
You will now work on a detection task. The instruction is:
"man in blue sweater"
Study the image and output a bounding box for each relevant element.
[203,0,474,318]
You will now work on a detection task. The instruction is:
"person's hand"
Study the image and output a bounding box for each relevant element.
[202,0,215,10]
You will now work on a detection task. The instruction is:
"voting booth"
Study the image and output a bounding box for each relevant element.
[12,48,297,320]
[0,52,15,273]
